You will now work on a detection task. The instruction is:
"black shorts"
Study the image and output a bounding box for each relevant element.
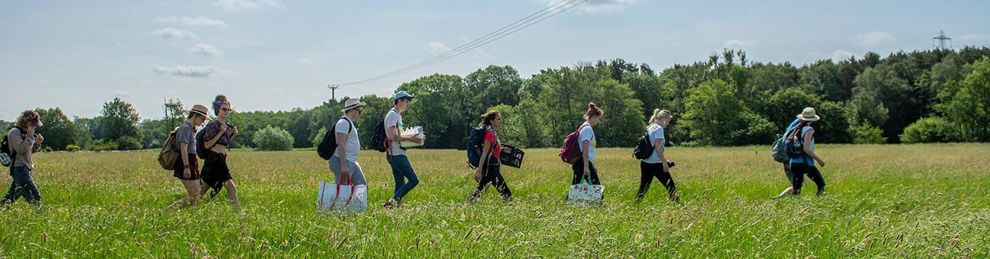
[201,153,232,191]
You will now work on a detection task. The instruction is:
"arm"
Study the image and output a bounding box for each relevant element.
[9,130,36,155]
[336,130,350,176]
[386,125,421,143]
[654,138,669,172]
[179,142,191,177]
[475,139,492,179]
[581,140,591,176]
[802,129,824,167]
[204,123,227,149]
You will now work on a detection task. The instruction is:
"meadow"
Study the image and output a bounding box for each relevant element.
[0,144,988,257]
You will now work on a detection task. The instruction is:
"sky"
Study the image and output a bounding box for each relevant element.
[1,0,988,120]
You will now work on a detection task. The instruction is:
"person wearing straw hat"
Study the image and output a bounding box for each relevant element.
[168,104,210,209]
[788,107,827,197]
[329,98,368,187]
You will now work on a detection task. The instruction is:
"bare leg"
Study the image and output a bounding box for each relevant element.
[224,180,240,209]
[169,180,202,209]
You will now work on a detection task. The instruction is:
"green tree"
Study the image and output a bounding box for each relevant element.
[465,65,523,111]
[95,97,143,150]
[681,79,750,146]
[34,108,76,150]
[901,117,960,143]
[252,125,294,151]
[398,74,473,149]
[939,58,990,141]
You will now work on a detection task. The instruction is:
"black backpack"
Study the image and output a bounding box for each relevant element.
[195,129,211,159]
[317,117,353,160]
[632,131,655,159]
[0,128,24,168]
[466,126,491,168]
[370,120,388,153]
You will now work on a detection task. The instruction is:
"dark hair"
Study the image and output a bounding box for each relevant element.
[481,111,500,126]
[584,102,603,118]
[213,94,228,116]
[394,97,412,105]
[15,110,40,128]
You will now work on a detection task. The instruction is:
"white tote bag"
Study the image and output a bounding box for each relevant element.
[317,176,368,212]
[567,177,604,205]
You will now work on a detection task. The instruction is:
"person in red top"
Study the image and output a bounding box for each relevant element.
[469,111,512,203]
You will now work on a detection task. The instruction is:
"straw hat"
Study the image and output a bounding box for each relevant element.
[190,104,210,118]
[341,98,367,113]
[796,107,821,122]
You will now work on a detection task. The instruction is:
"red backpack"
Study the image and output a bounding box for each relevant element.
[558,125,587,164]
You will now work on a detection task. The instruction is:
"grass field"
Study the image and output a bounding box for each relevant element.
[1,144,988,257]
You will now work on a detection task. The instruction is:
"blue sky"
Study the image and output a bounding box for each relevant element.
[1,0,988,120]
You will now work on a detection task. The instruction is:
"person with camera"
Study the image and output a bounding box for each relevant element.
[199,95,241,209]
[2,110,45,207]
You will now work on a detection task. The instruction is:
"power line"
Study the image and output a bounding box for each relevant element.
[337,0,589,86]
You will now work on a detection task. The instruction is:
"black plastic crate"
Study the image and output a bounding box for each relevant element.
[499,144,525,168]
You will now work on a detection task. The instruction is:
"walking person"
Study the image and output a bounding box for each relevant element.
[383,91,423,208]
[168,105,210,209]
[468,111,512,204]
[636,109,679,203]
[199,95,241,208]
[329,98,368,187]
[773,118,801,199]
[1,110,44,207]
[572,103,604,191]
[788,107,827,196]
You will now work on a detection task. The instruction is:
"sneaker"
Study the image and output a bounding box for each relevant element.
[383,198,397,209]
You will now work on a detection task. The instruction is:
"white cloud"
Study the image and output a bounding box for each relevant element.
[831,50,855,61]
[297,58,317,66]
[724,39,757,49]
[427,42,453,55]
[543,0,636,13]
[852,31,895,46]
[156,16,227,28]
[188,43,224,56]
[959,34,989,41]
[215,0,282,11]
[154,65,223,78]
[151,27,199,41]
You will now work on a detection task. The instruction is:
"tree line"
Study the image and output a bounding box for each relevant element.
[6,47,989,152]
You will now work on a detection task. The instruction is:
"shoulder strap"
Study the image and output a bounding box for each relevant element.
[341,117,353,134]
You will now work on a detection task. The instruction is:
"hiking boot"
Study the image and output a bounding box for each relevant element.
[383,198,398,209]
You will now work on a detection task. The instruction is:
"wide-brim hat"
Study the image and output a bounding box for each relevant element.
[341,98,367,113]
[797,107,821,122]
[190,104,211,118]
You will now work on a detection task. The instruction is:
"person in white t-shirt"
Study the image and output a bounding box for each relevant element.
[572,102,604,186]
[383,91,423,208]
[636,109,679,203]
[329,98,367,186]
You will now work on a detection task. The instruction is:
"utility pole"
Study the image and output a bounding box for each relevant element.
[933,30,952,50]
[327,84,340,102]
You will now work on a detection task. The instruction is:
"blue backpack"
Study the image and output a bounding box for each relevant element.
[784,125,810,158]
[466,126,491,169]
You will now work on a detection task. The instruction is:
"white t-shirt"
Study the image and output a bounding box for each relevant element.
[641,124,666,164]
[384,108,406,156]
[332,117,361,162]
[577,121,597,163]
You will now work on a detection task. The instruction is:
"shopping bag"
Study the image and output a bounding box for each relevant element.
[567,176,604,205]
[317,175,368,212]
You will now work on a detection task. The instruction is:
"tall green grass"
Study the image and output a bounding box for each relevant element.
[1,144,988,257]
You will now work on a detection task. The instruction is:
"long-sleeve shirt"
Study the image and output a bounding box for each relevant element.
[7,127,39,170]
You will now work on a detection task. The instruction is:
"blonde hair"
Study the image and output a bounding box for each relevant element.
[649,109,672,125]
